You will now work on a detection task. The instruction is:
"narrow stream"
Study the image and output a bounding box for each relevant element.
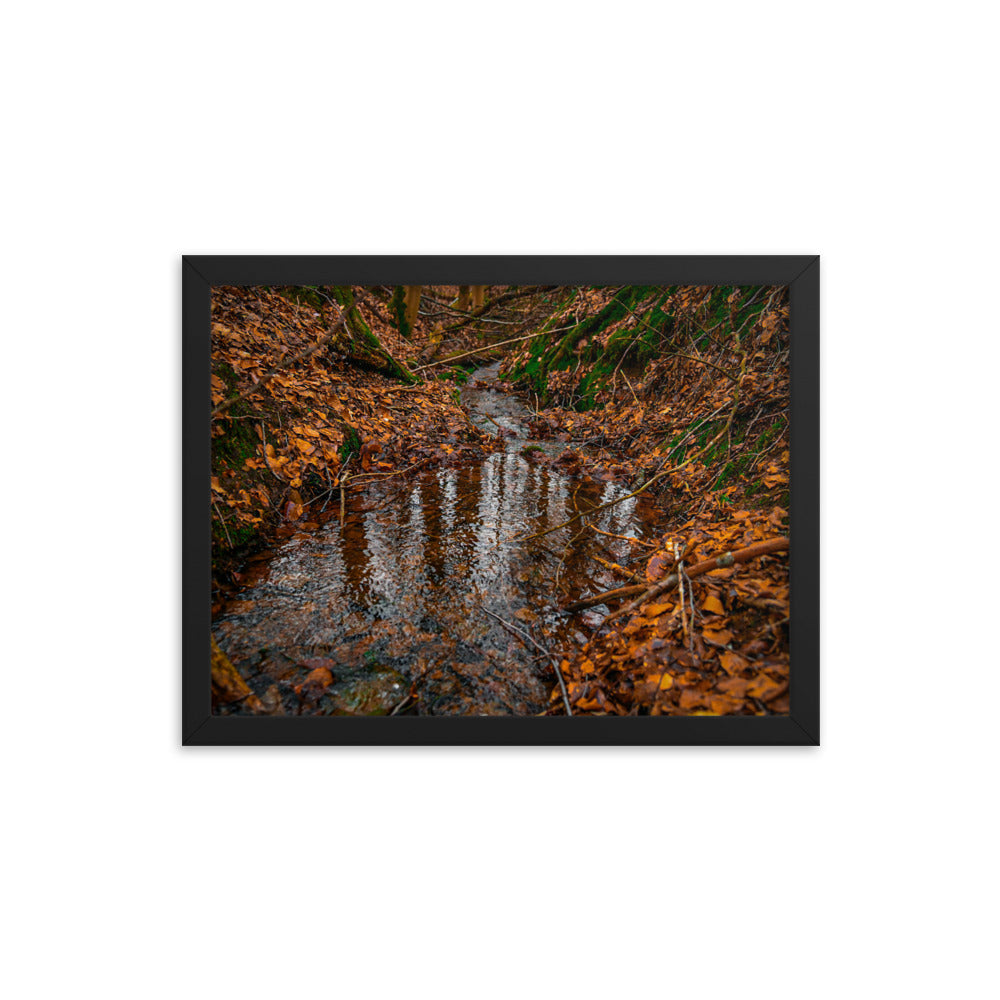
[213,362,665,715]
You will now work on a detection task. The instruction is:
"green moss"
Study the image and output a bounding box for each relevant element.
[212,520,258,551]
[708,415,788,493]
[212,364,265,472]
[279,285,324,310]
[389,285,412,340]
[330,286,417,384]
[339,424,362,462]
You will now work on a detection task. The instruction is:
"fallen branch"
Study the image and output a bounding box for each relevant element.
[411,326,574,372]
[562,537,790,616]
[590,553,641,581]
[342,456,430,488]
[562,582,649,613]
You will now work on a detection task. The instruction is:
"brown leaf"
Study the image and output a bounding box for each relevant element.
[715,676,750,697]
[294,666,334,704]
[747,674,788,701]
[643,602,673,617]
[646,552,671,582]
[360,440,382,472]
[707,693,744,714]
[718,651,750,676]
[702,628,733,647]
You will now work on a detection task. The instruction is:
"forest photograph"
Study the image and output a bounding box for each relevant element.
[209,282,791,717]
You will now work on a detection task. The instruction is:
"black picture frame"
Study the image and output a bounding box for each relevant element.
[183,255,819,746]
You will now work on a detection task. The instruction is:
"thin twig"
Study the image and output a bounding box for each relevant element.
[554,520,591,593]
[675,542,690,649]
[212,501,233,548]
[590,526,657,548]
[479,605,573,716]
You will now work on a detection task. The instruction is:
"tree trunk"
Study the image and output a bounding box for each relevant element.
[404,285,422,328]
[390,286,413,340]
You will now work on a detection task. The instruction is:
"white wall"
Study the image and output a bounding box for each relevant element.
[4,3,995,999]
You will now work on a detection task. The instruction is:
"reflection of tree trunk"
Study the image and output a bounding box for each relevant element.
[452,286,471,312]
[421,475,447,587]
[471,285,485,311]
[340,508,369,597]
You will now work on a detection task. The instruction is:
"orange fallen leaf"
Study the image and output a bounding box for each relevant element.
[702,628,733,647]
[747,674,788,701]
[646,552,671,582]
[644,602,673,616]
[715,676,750,696]
[718,651,750,676]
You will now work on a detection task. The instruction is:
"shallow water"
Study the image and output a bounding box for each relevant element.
[213,364,664,715]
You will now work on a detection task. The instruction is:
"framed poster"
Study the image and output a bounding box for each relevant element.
[183,256,818,745]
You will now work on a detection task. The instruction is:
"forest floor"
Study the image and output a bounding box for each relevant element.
[211,285,790,716]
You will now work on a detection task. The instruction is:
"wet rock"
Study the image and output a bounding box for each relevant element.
[323,664,407,716]
[295,666,335,705]
[297,656,340,673]
[238,648,300,683]
[259,684,284,714]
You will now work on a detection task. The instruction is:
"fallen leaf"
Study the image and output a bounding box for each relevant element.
[702,628,734,647]
[646,552,672,582]
[643,602,673,616]
[701,594,725,614]
[718,651,750,676]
